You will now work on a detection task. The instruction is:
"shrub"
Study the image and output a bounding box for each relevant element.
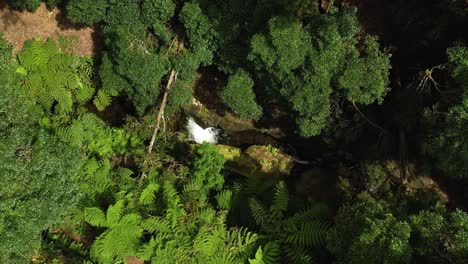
[66,0,108,25]
[221,69,263,120]
[7,0,41,11]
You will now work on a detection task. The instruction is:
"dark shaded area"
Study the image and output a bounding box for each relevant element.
[0,2,24,29]
[193,66,228,115]
[87,95,136,127]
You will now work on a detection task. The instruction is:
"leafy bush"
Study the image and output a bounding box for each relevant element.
[45,0,63,9]
[141,0,175,25]
[221,69,263,120]
[327,193,412,264]
[7,0,41,11]
[166,81,193,115]
[66,0,108,25]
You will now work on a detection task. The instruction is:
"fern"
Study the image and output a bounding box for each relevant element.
[84,207,106,227]
[141,217,172,234]
[284,246,315,264]
[285,221,329,247]
[87,201,144,264]
[270,181,288,218]
[16,37,99,115]
[106,200,125,227]
[249,198,269,227]
[139,183,160,205]
[260,242,281,264]
[227,227,258,258]
[94,89,112,111]
[216,189,233,210]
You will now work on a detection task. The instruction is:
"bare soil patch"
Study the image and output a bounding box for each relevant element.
[0,2,102,56]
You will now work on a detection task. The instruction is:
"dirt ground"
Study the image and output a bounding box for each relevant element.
[0,2,101,56]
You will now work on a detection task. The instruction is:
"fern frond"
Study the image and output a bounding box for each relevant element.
[106,200,125,227]
[285,220,329,247]
[94,89,112,111]
[117,167,134,179]
[270,181,288,217]
[138,236,158,261]
[261,241,281,264]
[248,198,269,227]
[197,208,216,224]
[194,225,225,257]
[75,82,95,103]
[249,246,265,264]
[90,230,115,264]
[227,227,258,258]
[141,217,171,234]
[216,189,232,210]
[284,246,315,264]
[84,207,107,227]
[288,204,329,224]
[139,183,160,205]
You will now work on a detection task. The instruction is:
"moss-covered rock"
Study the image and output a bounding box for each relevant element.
[216,144,293,178]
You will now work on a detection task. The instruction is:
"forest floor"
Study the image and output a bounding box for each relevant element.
[0,2,101,56]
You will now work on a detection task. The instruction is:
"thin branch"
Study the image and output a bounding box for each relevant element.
[147,41,184,154]
[147,69,177,154]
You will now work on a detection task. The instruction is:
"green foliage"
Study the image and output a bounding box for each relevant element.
[221,69,263,120]
[327,193,412,264]
[0,34,12,64]
[55,113,142,158]
[423,46,468,179]
[337,36,391,105]
[16,37,104,114]
[410,209,468,262]
[85,201,143,263]
[166,81,194,115]
[362,161,400,196]
[447,46,468,88]
[45,0,63,9]
[187,143,226,203]
[66,0,108,25]
[248,7,390,137]
[0,61,83,262]
[8,0,41,11]
[141,0,176,25]
[242,181,330,263]
[103,22,170,114]
[180,1,216,65]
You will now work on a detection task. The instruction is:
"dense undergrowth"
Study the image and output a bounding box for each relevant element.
[1,0,468,263]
